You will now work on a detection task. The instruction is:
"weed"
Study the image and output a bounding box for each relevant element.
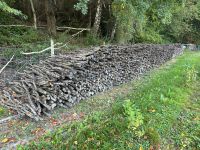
[0,106,5,117]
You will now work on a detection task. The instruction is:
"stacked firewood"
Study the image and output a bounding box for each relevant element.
[0,44,183,121]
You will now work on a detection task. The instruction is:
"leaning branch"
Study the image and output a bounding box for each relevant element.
[0,115,20,124]
[55,30,85,50]
[71,29,85,38]
[0,55,14,74]
[57,26,90,31]
[21,43,62,55]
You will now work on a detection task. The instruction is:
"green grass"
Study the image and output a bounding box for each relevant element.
[0,27,48,46]
[17,51,200,150]
[0,106,6,117]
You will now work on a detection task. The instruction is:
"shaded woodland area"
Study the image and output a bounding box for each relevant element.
[0,0,200,45]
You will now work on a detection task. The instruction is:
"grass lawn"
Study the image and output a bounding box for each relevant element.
[13,51,200,150]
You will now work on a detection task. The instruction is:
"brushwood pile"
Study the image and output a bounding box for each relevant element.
[0,44,183,120]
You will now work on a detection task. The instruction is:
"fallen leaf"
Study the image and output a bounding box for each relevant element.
[87,137,94,142]
[193,117,199,121]
[74,141,78,145]
[139,145,143,150]
[31,128,46,136]
[1,138,8,143]
[149,145,154,150]
[7,137,16,143]
[79,112,85,118]
[50,118,59,126]
[148,109,156,112]
[127,142,133,148]
[144,136,148,139]
[97,141,100,146]
[1,137,16,144]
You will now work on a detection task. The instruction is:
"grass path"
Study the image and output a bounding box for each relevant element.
[15,51,200,150]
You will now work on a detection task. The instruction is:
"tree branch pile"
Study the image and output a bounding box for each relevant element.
[0,44,183,121]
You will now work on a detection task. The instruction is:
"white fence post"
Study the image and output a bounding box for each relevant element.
[51,38,54,57]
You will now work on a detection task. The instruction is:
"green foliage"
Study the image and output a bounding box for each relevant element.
[145,128,161,146]
[166,0,200,43]
[0,27,47,46]
[185,65,198,84]
[74,0,89,15]
[0,107,5,117]
[112,0,134,43]
[111,0,200,44]
[123,100,144,132]
[112,0,150,43]
[135,27,164,43]
[0,0,26,18]
[83,33,104,46]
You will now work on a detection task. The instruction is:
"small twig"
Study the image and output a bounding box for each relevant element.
[0,115,20,124]
[0,55,14,74]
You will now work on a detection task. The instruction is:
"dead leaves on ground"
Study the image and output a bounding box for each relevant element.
[31,128,46,137]
[0,137,16,148]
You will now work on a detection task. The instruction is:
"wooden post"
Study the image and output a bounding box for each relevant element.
[50,37,54,57]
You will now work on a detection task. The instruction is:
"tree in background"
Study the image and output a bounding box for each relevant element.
[166,0,200,43]
[44,0,56,37]
[29,0,37,29]
[75,0,103,36]
[112,0,150,43]
[0,0,199,44]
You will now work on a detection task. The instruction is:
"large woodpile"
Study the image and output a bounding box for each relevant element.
[0,44,183,121]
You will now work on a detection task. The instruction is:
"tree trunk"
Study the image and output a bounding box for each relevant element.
[92,0,102,36]
[44,0,56,37]
[29,0,37,29]
[88,4,92,28]
[111,22,116,41]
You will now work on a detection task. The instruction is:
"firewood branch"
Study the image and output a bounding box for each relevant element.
[0,55,14,74]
